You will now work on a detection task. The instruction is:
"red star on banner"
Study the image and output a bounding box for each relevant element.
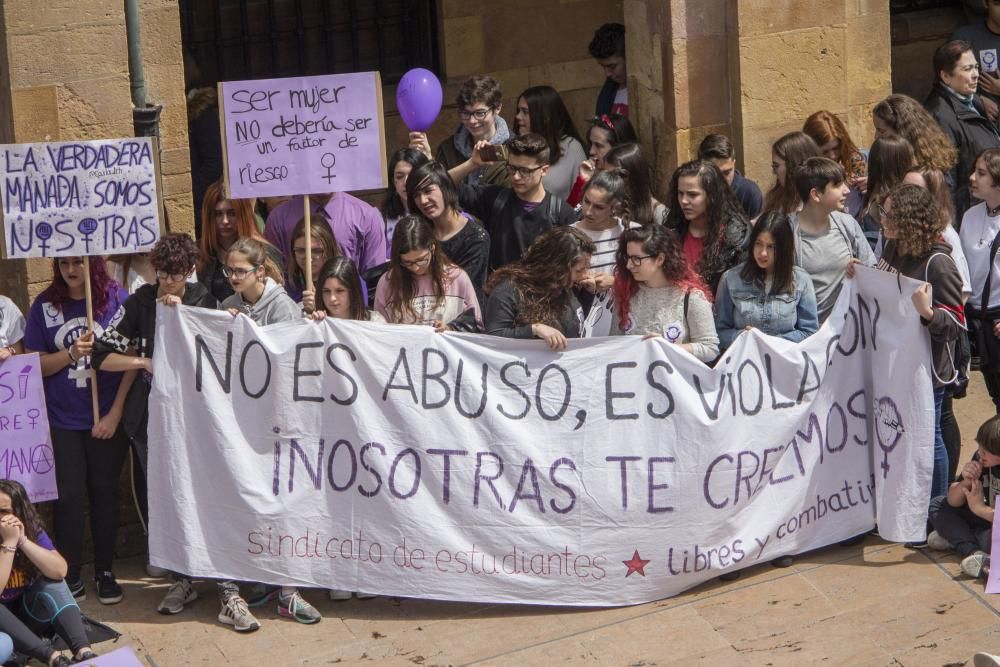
[622,550,650,577]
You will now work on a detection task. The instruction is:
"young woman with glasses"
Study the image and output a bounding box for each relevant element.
[611,224,720,363]
[374,217,482,331]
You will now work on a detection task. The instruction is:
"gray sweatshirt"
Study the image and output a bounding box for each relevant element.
[220,277,301,325]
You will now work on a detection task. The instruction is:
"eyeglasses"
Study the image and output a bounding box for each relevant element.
[221,265,259,279]
[399,253,432,269]
[214,208,237,220]
[155,270,188,283]
[507,164,544,178]
[626,254,654,266]
[293,246,326,258]
[458,107,494,121]
[877,204,891,220]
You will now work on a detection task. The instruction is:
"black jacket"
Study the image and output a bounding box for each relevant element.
[925,82,1000,220]
[595,78,618,116]
[92,282,218,441]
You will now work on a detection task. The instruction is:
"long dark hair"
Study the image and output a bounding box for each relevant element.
[385,217,452,323]
[588,114,637,149]
[863,136,915,213]
[612,225,709,324]
[486,227,596,330]
[763,132,821,214]
[316,256,370,321]
[405,161,461,221]
[286,214,340,289]
[665,160,748,284]
[515,86,583,163]
[0,480,44,583]
[604,143,658,226]
[40,255,116,318]
[381,148,430,220]
[740,212,796,294]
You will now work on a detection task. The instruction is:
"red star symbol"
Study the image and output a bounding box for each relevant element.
[622,550,650,577]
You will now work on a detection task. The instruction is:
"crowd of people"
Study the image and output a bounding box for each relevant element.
[0,16,999,665]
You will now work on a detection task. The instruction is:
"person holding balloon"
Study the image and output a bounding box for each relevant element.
[407,75,511,187]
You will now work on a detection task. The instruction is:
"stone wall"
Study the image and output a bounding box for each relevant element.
[890,7,964,103]
[0,0,193,313]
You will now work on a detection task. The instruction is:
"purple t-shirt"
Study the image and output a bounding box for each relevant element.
[265,193,388,274]
[1,529,55,603]
[24,286,128,431]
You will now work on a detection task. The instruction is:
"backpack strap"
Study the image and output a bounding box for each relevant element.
[683,290,690,321]
[491,188,513,227]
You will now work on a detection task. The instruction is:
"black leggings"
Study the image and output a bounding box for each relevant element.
[940,395,961,482]
[983,369,1000,413]
[51,426,130,582]
[0,578,90,662]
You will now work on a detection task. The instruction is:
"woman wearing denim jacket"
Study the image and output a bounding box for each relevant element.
[716,212,819,351]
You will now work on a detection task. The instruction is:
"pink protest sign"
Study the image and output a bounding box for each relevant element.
[0,354,57,502]
[219,72,387,199]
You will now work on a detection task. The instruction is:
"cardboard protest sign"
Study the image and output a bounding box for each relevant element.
[1,138,162,259]
[219,72,387,199]
[0,354,57,502]
[148,268,933,606]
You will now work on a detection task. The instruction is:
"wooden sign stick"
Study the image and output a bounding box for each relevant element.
[304,195,313,294]
[82,255,100,425]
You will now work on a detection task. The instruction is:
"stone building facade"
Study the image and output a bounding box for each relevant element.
[0,0,953,560]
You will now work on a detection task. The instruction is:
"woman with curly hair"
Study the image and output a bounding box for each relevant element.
[878,183,966,501]
[513,85,587,201]
[803,110,869,218]
[0,479,95,665]
[485,226,595,349]
[924,41,1000,219]
[23,256,132,605]
[375,217,481,332]
[664,160,750,294]
[715,212,819,351]
[197,179,280,303]
[874,95,958,172]
[610,224,719,362]
[861,136,917,251]
[763,131,822,215]
[90,235,249,626]
[603,143,667,225]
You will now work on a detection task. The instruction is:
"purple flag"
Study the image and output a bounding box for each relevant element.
[0,354,57,502]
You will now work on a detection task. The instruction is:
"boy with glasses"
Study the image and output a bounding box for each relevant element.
[449,133,577,270]
[410,75,512,186]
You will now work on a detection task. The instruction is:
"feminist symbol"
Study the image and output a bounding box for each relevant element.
[77,218,98,254]
[873,396,905,478]
[320,153,337,183]
[35,222,53,256]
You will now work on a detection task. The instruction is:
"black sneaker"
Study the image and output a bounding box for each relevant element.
[904,540,929,550]
[67,579,86,601]
[95,571,123,605]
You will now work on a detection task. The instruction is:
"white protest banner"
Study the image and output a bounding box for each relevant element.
[148,267,933,606]
[219,72,387,199]
[1,138,161,258]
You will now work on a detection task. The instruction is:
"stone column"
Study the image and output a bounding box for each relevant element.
[627,0,891,196]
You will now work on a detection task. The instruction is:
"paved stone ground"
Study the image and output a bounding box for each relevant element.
[75,377,1000,666]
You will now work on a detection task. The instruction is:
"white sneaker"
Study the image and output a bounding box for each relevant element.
[355,592,376,600]
[328,589,353,601]
[961,551,991,579]
[218,592,260,632]
[145,563,170,578]
[974,652,1000,667]
[927,531,952,551]
[157,578,197,615]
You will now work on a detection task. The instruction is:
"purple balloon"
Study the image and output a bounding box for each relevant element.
[396,68,443,132]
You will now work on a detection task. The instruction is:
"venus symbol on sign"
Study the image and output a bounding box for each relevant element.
[78,218,98,254]
[873,396,904,478]
[35,222,53,256]
[321,153,337,183]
